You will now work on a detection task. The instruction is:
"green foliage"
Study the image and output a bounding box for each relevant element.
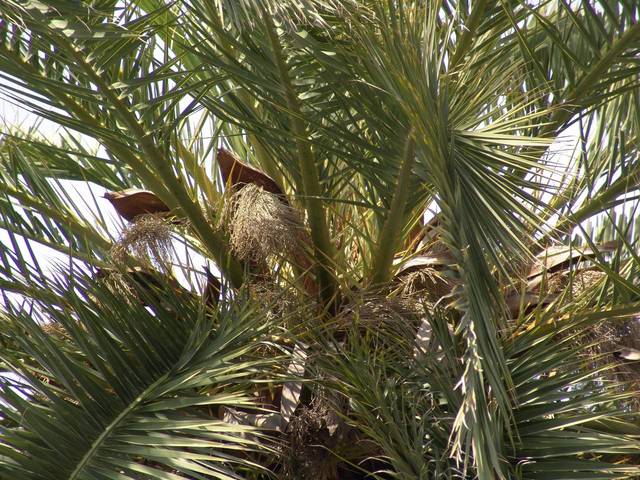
[0,266,283,479]
[0,0,639,479]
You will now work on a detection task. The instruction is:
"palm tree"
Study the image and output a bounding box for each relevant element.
[1,0,640,478]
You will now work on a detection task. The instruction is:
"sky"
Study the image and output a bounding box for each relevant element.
[0,98,211,296]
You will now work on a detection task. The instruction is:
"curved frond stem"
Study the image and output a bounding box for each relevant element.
[263,10,338,307]
[67,370,168,480]
[371,132,416,286]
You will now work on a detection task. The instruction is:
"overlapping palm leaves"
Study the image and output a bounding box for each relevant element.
[1,0,640,478]
[0,261,283,480]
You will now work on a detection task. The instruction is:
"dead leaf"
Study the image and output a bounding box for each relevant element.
[104,188,170,222]
[504,291,556,317]
[217,147,285,197]
[394,252,457,276]
[527,242,618,289]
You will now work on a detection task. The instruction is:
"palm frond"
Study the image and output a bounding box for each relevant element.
[0,265,282,480]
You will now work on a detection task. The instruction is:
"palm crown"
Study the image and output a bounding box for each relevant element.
[1,0,640,479]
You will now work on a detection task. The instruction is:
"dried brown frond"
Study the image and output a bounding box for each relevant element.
[111,213,172,271]
[223,184,307,263]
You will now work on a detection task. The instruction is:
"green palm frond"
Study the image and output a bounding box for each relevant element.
[313,300,640,480]
[1,0,640,478]
[0,0,244,285]
[0,265,283,480]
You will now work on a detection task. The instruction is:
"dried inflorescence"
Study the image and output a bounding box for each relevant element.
[245,281,299,317]
[397,266,453,301]
[100,270,135,303]
[110,213,173,271]
[283,396,343,480]
[41,321,72,342]
[222,184,306,263]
